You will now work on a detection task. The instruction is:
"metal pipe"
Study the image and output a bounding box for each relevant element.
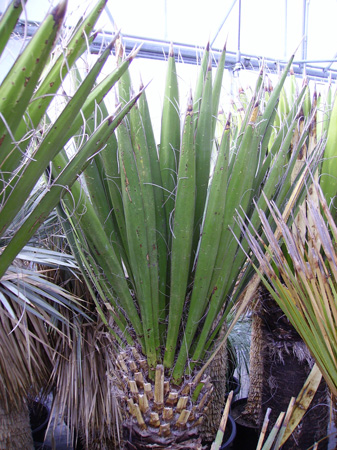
[237,0,241,62]
[10,20,337,81]
[104,5,116,31]
[211,0,238,47]
[284,0,288,59]
[164,0,168,41]
[289,59,337,64]
[302,0,310,64]
[324,52,337,72]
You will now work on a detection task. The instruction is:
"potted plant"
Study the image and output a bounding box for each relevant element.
[53,30,320,447]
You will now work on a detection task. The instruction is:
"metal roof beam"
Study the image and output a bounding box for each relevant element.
[10,20,337,82]
[210,0,238,47]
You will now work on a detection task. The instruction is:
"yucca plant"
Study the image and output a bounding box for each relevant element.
[236,181,336,449]
[231,77,332,449]
[52,29,326,445]
[0,0,140,447]
[239,180,337,399]
[320,84,337,220]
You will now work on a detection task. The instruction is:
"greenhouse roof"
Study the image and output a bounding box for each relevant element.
[1,0,337,81]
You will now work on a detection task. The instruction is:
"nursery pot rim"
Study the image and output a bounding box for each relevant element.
[220,413,237,450]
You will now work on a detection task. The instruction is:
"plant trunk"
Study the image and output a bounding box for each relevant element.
[242,311,264,426]
[0,400,34,450]
[244,287,329,449]
[201,325,228,444]
[116,347,216,450]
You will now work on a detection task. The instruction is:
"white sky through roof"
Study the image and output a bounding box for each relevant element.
[1,0,337,63]
[1,0,336,136]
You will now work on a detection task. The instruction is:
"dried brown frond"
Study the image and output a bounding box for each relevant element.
[49,309,122,449]
[0,298,53,413]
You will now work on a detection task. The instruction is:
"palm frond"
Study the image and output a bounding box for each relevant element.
[0,0,135,416]
[49,313,123,448]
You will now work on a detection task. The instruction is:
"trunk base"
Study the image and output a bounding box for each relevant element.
[0,401,34,450]
[245,291,329,450]
[123,424,206,450]
[116,348,213,450]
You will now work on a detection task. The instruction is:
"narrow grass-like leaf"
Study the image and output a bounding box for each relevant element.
[281,366,322,445]
[129,99,161,358]
[261,412,285,450]
[0,93,140,279]
[61,212,134,346]
[139,83,168,338]
[14,0,108,143]
[238,182,337,396]
[194,60,212,235]
[0,35,117,237]
[184,118,260,372]
[0,0,24,57]
[164,93,195,369]
[211,43,226,139]
[209,103,260,290]
[172,117,230,380]
[117,116,158,370]
[159,44,180,237]
[0,1,66,169]
[320,90,337,218]
[193,42,210,117]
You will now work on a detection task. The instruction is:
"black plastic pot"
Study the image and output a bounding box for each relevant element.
[33,442,52,450]
[230,398,259,450]
[29,401,50,449]
[226,376,241,400]
[220,414,237,449]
